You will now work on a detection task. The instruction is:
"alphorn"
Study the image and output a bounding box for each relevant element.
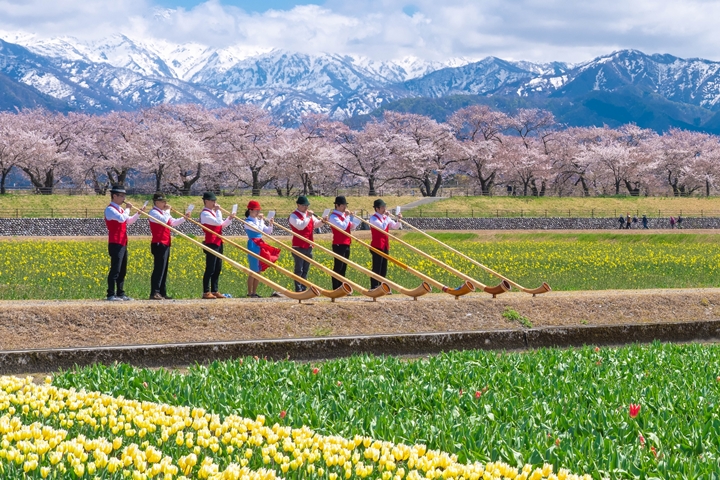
[130,206,320,302]
[322,215,474,298]
[358,216,510,298]
[392,215,551,296]
[221,206,428,300]
[172,207,352,300]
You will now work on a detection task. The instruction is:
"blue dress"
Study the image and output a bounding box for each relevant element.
[245,217,265,272]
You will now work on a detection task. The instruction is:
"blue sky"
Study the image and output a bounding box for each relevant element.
[152,0,323,13]
[0,0,718,63]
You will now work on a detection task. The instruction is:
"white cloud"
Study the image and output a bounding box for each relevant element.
[1,0,720,63]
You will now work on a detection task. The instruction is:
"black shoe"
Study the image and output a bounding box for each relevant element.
[118,295,133,301]
[106,295,122,301]
[162,295,173,300]
[149,293,164,300]
[270,291,282,298]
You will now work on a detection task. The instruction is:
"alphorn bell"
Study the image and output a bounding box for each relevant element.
[358,215,510,298]
[130,206,320,303]
[172,207,352,301]
[213,206,387,301]
[322,213,474,298]
[223,206,429,300]
[392,214,551,296]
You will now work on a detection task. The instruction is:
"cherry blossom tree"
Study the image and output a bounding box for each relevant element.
[385,112,461,197]
[449,105,511,195]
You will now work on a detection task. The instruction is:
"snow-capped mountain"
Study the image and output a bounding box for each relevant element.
[2,32,720,127]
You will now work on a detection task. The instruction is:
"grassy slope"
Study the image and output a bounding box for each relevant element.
[0,194,418,218]
[3,194,720,218]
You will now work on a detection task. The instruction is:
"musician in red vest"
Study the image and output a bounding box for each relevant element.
[288,195,323,292]
[147,192,189,300]
[200,191,235,299]
[368,199,402,289]
[323,196,357,290]
[104,185,144,301]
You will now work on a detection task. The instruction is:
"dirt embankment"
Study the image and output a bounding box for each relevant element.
[1,288,718,351]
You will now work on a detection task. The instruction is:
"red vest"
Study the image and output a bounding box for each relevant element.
[290,210,314,249]
[105,204,128,246]
[149,207,172,246]
[331,212,352,246]
[201,208,223,246]
[370,213,390,251]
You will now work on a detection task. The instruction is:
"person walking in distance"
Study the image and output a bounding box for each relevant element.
[104,185,145,301]
[288,195,323,292]
[625,213,632,229]
[369,199,402,289]
[642,215,649,229]
[148,192,189,300]
[200,192,235,299]
[323,196,357,290]
[244,200,279,298]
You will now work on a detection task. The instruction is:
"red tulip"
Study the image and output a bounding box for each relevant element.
[337,381,342,386]
[280,410,286,419]
[142,381,148,389]
[555,438,560,446]
[650,446,657,457]
[459,389,463,396]
[594,346,600,352]
[629,403,641,418]
[474,390,481,399]
[639,434,645,446]
[312,368,319,375]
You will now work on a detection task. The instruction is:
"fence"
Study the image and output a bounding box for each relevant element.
[402,208,717,219]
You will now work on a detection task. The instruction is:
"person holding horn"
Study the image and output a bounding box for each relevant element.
[368,199,402,289]
[104,185,145,301]
[148,192,189,300]
[200,192,235,299]
[323,195,358,290]
[288,195,323,292]
[244,200,281,298]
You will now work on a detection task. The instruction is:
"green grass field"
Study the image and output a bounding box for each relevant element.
[47,343,720,478]
[2,232,720,299]
[3,193,720,218]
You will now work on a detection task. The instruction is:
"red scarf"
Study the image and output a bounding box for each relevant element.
[251,238,281,272]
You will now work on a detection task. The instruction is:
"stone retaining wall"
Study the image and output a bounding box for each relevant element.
[0,216,714,236]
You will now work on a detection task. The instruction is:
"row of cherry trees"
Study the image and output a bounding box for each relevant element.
[1,104,719,197]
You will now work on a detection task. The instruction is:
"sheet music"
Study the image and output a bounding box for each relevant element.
[267,210,276,220]
[231,204,238,215]
[186,204,195,214]
[322,208,331,218]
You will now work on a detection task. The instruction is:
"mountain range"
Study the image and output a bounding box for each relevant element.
[1,32,720,133]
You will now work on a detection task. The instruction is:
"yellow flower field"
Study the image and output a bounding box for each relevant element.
[0,375,589,480]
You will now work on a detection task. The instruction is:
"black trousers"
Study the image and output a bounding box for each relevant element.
[292,247,313,292]
[107,243,128,297]
[370,249,389,289]
[150,243,170,297]
[331,244,350,290]
[203,243,223,293]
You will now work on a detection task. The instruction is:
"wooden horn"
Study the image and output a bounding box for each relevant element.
[238,208,430,300]
[132,207,319,302]
[394,216,550,296]
[223,211,388,301]
[322,216,473,298]
[359,215,509,298]
[172,207,352,301]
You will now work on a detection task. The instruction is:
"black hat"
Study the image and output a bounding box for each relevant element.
[202,191,217,201]
[152,192,167,202]
[334,195,347,205]
[373,199,386,209]
[296,195,310,206]
[109,185,126,195]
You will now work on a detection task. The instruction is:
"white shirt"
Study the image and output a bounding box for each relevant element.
[148,206,186,227]
[328,209,357,231]
[244,216,273,236]
[200,208,233,228]
[288,210,323,230]
[104,202,139,225]
[369,213,401,231]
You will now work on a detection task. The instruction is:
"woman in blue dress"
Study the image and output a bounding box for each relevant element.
[244,200,277,298]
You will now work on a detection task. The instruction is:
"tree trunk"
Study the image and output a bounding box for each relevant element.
[624,180,641,197]
[0,166,12,194]
[706,179,711,197]
[429,173,443,197]
[107,167,129,187]
[172,163,202,196]
[367,177,377,196]
[478,172,495,196]
[154,164,165,192]
[22,168,55,194]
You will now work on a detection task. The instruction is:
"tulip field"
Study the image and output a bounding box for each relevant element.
[1,233,720,299]
[0,342,718,478]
